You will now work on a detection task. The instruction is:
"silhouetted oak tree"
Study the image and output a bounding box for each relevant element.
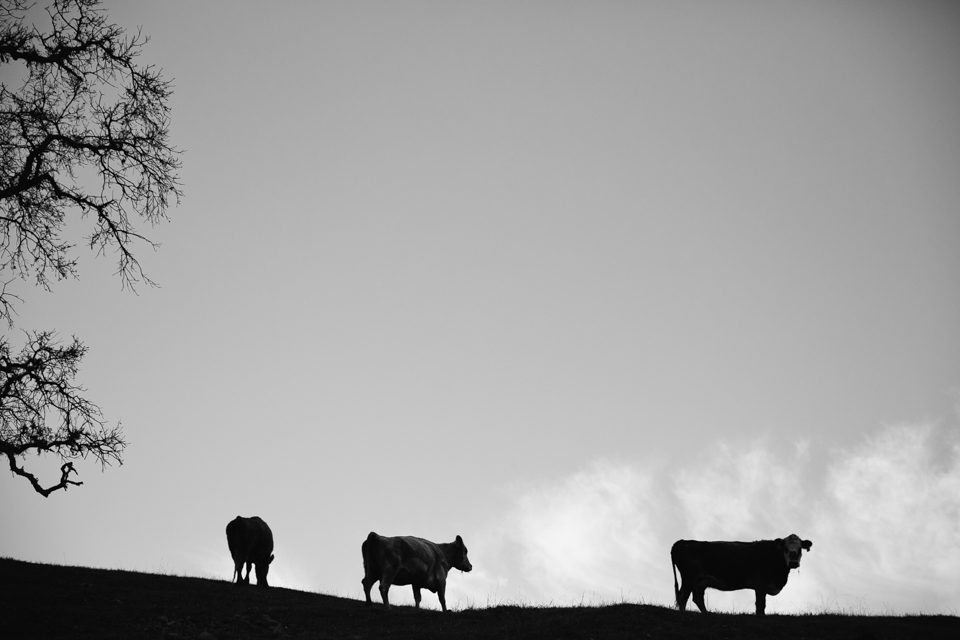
[0,0,180,496]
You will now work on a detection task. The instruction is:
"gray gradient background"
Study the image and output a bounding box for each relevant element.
[2,0,959,613]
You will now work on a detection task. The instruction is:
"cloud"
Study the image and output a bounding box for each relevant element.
[674,440,811,540]
[452,461,673,607]
[461,421,960,613]
[512,462,668,601]
[805,423,960,613]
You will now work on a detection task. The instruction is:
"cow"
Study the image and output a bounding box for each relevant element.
[671,534,812,615]
[225,516,275,587]
[361,532,472,612]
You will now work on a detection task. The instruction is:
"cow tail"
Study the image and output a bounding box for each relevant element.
[671,547,680,609]
[362,532,378,574]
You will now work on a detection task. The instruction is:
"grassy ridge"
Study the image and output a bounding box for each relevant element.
[1,558,956,639]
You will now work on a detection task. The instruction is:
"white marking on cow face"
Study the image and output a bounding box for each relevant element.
[781,533,812,569]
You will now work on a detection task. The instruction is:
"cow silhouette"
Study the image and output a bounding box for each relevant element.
[226,516,275,587]
[672,533,812,615]
[361,532,472,611]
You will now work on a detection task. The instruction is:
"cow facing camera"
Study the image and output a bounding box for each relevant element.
[779,534,813,570]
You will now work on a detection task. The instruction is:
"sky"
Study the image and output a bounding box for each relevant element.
[2,0,959,615]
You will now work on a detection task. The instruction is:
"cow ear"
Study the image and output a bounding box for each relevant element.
[456,535,463,544]
[802,540,812,551]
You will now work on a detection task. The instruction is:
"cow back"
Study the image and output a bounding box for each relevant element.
[673,540,789,592]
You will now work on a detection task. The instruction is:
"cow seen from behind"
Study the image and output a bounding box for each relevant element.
[361,532,472,612]
[671,534,812,615]
[226,516,275,587]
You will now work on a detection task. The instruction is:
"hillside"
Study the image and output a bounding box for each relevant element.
[1,558,956,639]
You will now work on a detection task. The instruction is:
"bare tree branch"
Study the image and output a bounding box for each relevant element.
[1,0,182,326]
[6,457,82,497]
[0,331,126,497]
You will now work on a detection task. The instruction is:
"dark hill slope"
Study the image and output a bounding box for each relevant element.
[1,558,956,639]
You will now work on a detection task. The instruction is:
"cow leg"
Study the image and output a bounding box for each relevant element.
[378,564,400,608]
[692,588,708,613]
[361,576,376,605]
[243,561,252,585]
[676,583,691,611]
[413,586,422,609]
[379,580,392,608]
[255,561,269,588]
[233,561,243,585]
[754,590,766,616]
[437,583,448,613]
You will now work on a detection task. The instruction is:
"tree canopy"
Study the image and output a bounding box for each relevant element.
[1,0,180,496]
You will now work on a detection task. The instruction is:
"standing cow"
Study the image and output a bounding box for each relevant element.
[361,532,472,611]
[226,516,275,587]
[671,533,812,615]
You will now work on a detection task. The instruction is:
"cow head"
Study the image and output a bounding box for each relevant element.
[778,534,812,569]
[255,553,275,587]
[453,535,473,573]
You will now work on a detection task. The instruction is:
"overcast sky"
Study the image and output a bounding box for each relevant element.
[2,0,959,614]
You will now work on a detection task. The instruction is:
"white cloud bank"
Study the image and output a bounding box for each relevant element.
[450,422,960,614]
[809,424,960,613]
